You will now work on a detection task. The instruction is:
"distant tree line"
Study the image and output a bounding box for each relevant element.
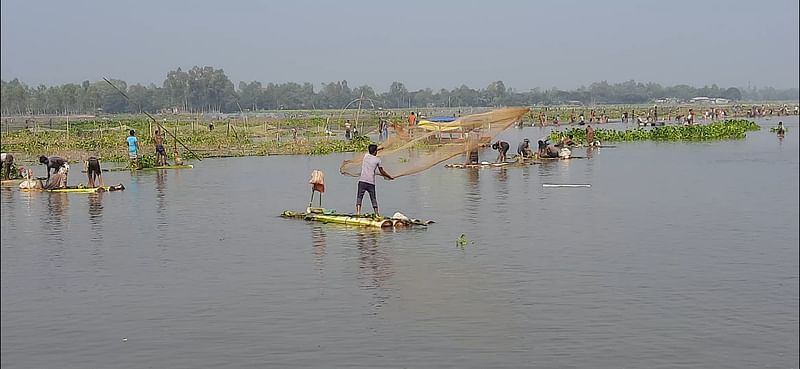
[2,66,798,115]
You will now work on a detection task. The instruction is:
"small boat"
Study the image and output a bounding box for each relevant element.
[21,184,125,193]
[416,117,467,132]
[281,208,433,229]
[418,117,457,123]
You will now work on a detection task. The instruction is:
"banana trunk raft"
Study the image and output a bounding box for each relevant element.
[281,208,434,229]
[21,184,126,193]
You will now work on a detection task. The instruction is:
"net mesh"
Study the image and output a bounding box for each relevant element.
[340,107,530,178]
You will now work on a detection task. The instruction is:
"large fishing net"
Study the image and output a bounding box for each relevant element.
[340,107,530,178]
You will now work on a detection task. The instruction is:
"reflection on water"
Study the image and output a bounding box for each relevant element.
[155,171,168,241]
[88,193,103,242]
[156,170,167,211]
[310,225,327,271]
[356,231,393,313]
[1,118,798,369]
[585,146,596,159]
[494,168,510,210]
[87,192,105,268]
[536,160,557,177]
[45,193,69,236]
[465,169,481,218]
[495,167,508,183]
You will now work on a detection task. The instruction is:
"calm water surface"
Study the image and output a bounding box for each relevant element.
[2,117,798,368]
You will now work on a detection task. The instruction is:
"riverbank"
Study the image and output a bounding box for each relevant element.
[0,113,786,167]
[0,117,373,166]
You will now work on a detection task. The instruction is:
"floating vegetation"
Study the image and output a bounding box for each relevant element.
[0,119,376,163]
[456,234,474,248]
[549,119,761,143]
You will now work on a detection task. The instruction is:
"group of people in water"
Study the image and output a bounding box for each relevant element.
[0,128,186,191]
[466,125,598,164]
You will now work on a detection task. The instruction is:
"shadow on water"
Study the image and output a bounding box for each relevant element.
[356,230,393,314]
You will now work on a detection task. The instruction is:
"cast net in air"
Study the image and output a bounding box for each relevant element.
[340,107,530,178]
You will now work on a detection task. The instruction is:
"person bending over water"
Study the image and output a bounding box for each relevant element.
[492,140,510,162]
[517,139,533,158]
[39,155,67,180]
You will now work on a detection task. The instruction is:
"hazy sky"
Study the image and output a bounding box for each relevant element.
[2,0,798,91]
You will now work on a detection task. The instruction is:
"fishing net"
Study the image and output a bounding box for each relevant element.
[340,107,530,178]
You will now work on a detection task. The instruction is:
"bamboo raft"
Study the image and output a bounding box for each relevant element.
[81,164,194,173]
[2,177,46,187]
[141,164,194,170]
[20,184,126,193]
[445,160,541,169]
[281,208,434,229]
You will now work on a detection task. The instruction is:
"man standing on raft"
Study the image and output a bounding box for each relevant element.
[356,144,393,216]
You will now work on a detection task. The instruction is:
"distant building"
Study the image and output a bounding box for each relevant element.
[690,97,731,104]
[654,97,681,104]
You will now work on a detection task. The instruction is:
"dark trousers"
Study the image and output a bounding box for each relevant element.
[356,181,377,208]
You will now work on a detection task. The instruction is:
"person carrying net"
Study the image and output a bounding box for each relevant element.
[356,144,393,216]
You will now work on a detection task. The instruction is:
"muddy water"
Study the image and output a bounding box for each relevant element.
[2,117,798,368]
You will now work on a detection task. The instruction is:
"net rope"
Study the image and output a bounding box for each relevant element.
[340,107,529,178]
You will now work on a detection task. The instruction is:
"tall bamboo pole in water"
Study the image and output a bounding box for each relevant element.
[354,92,363,135]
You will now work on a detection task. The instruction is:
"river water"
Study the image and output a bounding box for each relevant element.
[2,117,798,369]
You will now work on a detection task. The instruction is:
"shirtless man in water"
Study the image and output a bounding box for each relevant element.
[39,155,67,180]
[586,125,596,146]
[154,129,167,166]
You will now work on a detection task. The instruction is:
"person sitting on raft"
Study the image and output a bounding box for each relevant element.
[173,150,183,166]
[39,155,67,180]
[154,129,167,166]
[517,138,533,158]
[492,140,510,163]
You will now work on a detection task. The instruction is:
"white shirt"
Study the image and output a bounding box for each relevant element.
[358,153,381,185]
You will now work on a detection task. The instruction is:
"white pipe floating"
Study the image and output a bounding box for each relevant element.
[542,184,591,188]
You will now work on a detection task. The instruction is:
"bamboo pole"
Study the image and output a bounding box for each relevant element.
[102,77,201,161]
